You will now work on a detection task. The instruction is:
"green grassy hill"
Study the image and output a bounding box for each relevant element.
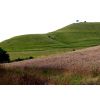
[0,34,65,51]
[1,22,100,60]
[49,22,100,48]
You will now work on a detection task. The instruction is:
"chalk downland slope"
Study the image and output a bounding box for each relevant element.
[1,22,100,51]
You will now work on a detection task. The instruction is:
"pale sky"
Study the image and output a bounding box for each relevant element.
[0,0,100,42]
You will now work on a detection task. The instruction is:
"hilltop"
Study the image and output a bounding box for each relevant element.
[1,22,100,59]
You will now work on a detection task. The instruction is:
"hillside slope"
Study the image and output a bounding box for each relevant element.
[0,34,65,51]
[1,22,100,59]
[1,22,100,51]
[49,22,100,48]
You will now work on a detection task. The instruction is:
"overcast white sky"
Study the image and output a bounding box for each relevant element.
[0,0,100,42]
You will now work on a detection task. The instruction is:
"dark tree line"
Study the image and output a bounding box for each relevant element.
[0,47,34,63]
[0,47,10,63]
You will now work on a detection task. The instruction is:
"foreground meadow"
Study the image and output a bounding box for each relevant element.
[1,46,100,85]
